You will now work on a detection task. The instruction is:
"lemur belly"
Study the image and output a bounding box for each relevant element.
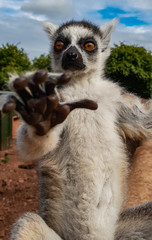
[39,108,127,240]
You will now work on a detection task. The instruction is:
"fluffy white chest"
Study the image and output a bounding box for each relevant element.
[40,105,126,240]
[39,80,127,240]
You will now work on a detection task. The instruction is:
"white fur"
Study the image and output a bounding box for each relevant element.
[16,123,62,161]
[42,21,59,38]
[9,213,62,240]
[44,76,128,240]
[100,18,118,51]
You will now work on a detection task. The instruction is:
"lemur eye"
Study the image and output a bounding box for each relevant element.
[84,42,95,51]
[55,41,64,50]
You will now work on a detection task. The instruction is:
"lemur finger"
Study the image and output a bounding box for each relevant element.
[3,95,30,121]
[15,100,42,125]
[2,101,16,114]
[45,73,71,95]
[41,94,59,120]
[50,100,97,128]
[3,95,20,114]
[28,70,47,98]
[67,99,98,111]
[3,95,42,125]
[51,105,70,127]
[47,94,59,110]
[57,72,71,85]
[14,98,32,123]
[33,70,48,84]
[13,77,32,103]
[14,76,28,91]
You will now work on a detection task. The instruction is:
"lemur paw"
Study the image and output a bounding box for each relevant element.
[3,70,98,136]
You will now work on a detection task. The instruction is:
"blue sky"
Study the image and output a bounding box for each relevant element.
[0,0,152,59]
[98,7,148,26]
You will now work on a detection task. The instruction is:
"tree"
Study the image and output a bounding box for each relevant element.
[32,54,51,71]
[106,43,152,98]
[0,43,31,90]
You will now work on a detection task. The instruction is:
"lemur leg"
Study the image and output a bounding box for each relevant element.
[9,213,63,240]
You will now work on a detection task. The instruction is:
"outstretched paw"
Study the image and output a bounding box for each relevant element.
[3,70,98,136]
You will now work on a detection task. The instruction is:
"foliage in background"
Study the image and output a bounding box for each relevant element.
[32,54,51,71]
[106,43,152,98]
[0,44,52,90]
[0,43,31,90]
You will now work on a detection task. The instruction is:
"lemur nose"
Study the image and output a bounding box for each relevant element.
[66,52,78,61]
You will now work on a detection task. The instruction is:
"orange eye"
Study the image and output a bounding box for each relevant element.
[84,42,95,51]
[55,41,64,50]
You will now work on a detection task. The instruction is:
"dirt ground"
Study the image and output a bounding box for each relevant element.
[1,140,152,240]
[0,143,39,240]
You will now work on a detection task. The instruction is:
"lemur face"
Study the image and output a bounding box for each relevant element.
[43,19,117,74]
[52,22,102,73]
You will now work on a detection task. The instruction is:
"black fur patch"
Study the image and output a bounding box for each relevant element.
[78,37,98,55]
[54,34,71,52]
[56,20,102,39]
[62,46,86,71]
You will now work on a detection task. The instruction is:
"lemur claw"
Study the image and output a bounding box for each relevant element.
[3,71,98,136]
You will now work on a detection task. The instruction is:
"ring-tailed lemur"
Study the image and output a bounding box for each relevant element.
[4,19,152,240]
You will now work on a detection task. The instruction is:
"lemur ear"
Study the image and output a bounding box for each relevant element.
[100,18,118,51]
[42,22,59,38]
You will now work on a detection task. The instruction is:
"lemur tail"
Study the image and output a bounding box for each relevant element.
[115,202,152,240]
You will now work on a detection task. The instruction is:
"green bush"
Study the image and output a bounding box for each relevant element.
[32,54,51,71]
[106,43,152,98]
[0,43,31,90]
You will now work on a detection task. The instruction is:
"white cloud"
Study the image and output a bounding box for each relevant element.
[105,0,152,11]
[0,0,23,10]
[121,26,151,34]
[0,13,50,60]
[22,12,47,21]
[21,0,74,22]
[126,0,152,10]
[111,24,152,52]
[73,0,105,12]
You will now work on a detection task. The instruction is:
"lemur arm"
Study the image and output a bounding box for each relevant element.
[15,122,62,161]
[118,93,152,141]
[3,70,97,161]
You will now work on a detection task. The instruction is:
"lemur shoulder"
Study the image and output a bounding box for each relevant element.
[4,19,152,240]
